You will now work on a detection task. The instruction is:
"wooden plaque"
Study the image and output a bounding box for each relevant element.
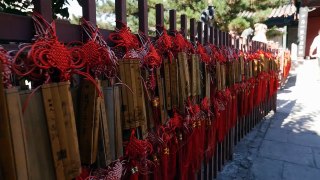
[0,88,31,180]
[234,59,240,83]
[20,90,56,180]
[98,92,112,166]
[163,59,172,110]
[5,88,29,179]
[178,52,190,107]
[118,61,130,129]
[170,59,179,108]
[156,68,166,124]
[205,66,211,99]
[41,83,67,180]
[77,80,100,165]
[0,61,17,180]
[119,60,146,129]
[124,61,135,128]
[248,61,253,78]
[191,55,197,96]
[253,60,258,77]
[193,55,201,96]
[57,82,81,177]
[221,64,226,90]
[216,62,222,91]
[42,82,81,179]
[240,57,245,76]
[113,86,123,158]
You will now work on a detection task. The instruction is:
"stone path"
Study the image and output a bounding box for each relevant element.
[217,59,320,180]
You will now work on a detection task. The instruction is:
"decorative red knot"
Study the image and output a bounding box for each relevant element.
[197,42,210,64]
[108,24,140,58]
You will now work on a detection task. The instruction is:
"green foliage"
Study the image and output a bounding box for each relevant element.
[0,0,33,15]
[96,0,207,34]
[266,26,284,39]
[0,0,74,19]
[251,8,272,24]
[1,0,290,35]
[213,0,287,33]
[228,17,250,34]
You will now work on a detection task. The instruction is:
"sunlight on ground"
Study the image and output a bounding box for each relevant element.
[277,60,320,135]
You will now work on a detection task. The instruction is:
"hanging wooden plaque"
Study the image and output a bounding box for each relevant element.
[77,80,100,165]
[42,82,81,179]
[216,62,222,91]
[156,68,166,124]
[170,59,179,108]
[0,61,18,180]
[57,82,81,177]
[178,52,191,108]
[0,87,29,180]
[191,54,197,96]
[20,90,55,180]
[163,59,172,110]
[205,66,211,99]
[221,64,226,90]
[119,60,146,129]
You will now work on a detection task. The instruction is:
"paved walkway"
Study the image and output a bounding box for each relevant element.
[217,59,320,180]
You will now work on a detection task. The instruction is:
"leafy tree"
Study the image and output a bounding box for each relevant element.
[0,0,74,18]
[1,0,290,35]
[96,0,208,34]
[212,0,288,34]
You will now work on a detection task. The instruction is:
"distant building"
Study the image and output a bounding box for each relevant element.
[301,0,320,58]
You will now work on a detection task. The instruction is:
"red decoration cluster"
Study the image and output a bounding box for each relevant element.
[71,27,281,179]
[0,13,281,180]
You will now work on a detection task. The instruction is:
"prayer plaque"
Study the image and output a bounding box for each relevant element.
[77,80,101,165]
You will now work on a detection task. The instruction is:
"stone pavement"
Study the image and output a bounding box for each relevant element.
[217,59,320,180]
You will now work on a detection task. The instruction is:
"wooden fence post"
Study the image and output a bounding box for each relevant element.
[33,0,52,22]
[214,28,218,46]
[169,10,177,33]
[138,0,148,34]
[196,21,204,180]
[209,26,214,44]
[156,4,164,33]
[115,0,127,29]
[190,18,196,43]
[180,14,187,37]
[82,0,96,25]
[204,24,209,44]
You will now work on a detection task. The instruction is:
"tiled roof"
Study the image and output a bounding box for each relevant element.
[238,4,297,19]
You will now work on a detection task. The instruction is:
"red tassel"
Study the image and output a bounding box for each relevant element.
[169,140,178,180]
[161,148,170,180]
[130,173,139,180]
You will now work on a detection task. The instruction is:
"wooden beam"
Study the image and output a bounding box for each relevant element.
[0,13,112,42]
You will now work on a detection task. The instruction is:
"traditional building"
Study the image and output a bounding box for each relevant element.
[301,0,320,57]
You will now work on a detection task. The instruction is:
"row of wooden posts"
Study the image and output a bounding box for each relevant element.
[0,0,278,180]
